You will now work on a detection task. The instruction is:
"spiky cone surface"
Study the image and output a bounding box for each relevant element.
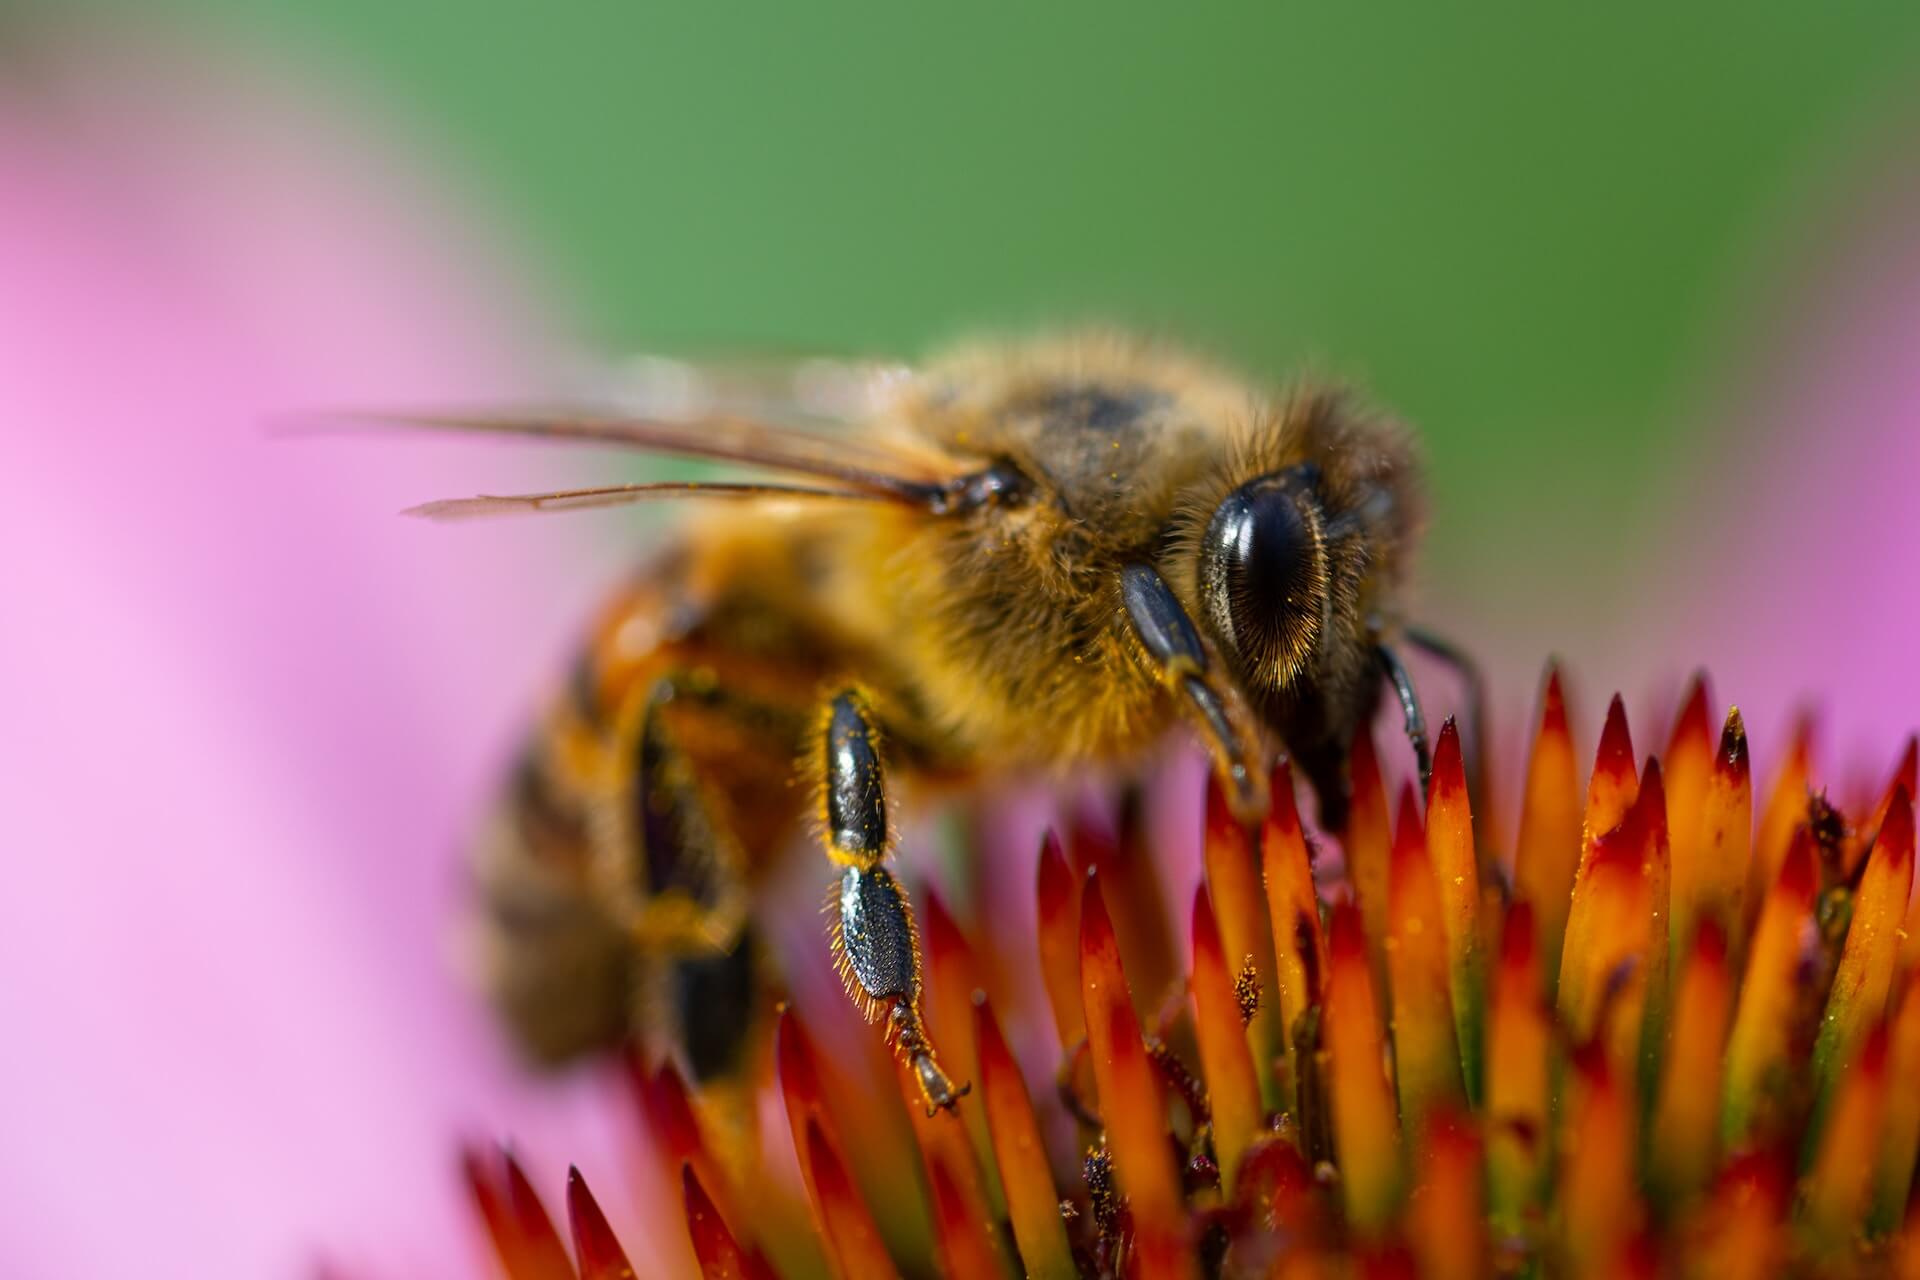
[451,667,1920,1280]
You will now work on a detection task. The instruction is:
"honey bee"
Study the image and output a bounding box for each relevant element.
[371,333,1471,1114]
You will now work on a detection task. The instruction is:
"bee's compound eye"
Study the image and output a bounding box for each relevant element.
[1196,473,1325,679]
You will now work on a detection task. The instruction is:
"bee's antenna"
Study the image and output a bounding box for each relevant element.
[276,407,954,508]
[399,480,902,521]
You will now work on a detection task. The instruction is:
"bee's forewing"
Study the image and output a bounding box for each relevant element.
[594,351,916,428]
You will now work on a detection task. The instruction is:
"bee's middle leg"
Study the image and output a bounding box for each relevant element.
[600,677,759,954]
[815,688,968,1116]
[604,675,808,1083]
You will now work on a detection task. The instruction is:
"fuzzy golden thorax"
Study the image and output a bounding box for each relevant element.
[830,334,1423,787]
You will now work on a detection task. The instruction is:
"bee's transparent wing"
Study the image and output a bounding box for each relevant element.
[286,350,959,517]
[586,351,916,429]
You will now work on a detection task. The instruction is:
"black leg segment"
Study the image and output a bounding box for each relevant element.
[836,861,918,1001]
[824,691,891,862]
[671,928,762,1083]
[632,683,730,906]
[1119,563,1269,821]
[598,679,749,955]
[1121,562,1208,670]
[816,689,967,1115]
[1377,643,1431,791]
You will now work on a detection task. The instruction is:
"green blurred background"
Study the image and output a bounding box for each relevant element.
[169,1,1920,595]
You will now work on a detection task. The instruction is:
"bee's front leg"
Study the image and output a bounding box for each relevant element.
[816,688,968,1116]
[1119,562,1269,821]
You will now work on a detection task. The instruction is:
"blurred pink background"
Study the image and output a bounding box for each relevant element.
[0,21,652,1277]
[1640,148,1920,778]
[4,13,1920,1279]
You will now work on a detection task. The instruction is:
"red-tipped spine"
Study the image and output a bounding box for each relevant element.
[1647,921,1732,1207]
[1853,736,1919,878]
[1810,786,1914,1144]
[1262,758,1327,1105]
[1567,697,1644,1086]
[1721,833,1819,1149]
[1584,694,1639,861]
[921,889,997,1206]
[1484,902,1549,1237]
[895,1050,1004,1279]
[1749,713,1813,935]
[1080,873,1194,1278]
[1325,898,1401,1235]
[1559,1047,1638,1272]
[1515,664,1582,995]
[1035,831,1085,1049]
[461,1145,515,1277]
[1388,786,1463,1137]
[1663,675,1713,965]
[1557,762,1656,1059]
[634,1060,737,1234]
[1405,1107,1486,1280]
[1347,726,1395,1009]
[777,1008,885,1279]
[973,995,1075,1280]
[1072,803,1179,1023]
[1192,885,1265,1195]
[460,1151,552,1280]
[1872,980,1920,1232]
[1697,709,1752,966]
[1903,866,1920,994]
[1205,775,1283,1106]
[922,890,983,1110]
[775,1008,829,1162]
[1900,1200,1920,1280]
[924,1146,1004,1280]
[802,1119,901,1280]
[1805,1023,1893,1254]
[682,1164,776,1280]
[1234,1137,1321,1243]
[1425,719,1483,1101]
[567,1166,639,1280]
[1632,761,1673,1113]
[1567,694,1640,1071]
[462,1145,575,1280]
[1691,1152,1789,1280]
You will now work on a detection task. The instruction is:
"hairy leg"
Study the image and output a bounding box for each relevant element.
[816,688,967,1115]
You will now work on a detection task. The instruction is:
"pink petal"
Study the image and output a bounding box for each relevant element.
[0,19,645,1276]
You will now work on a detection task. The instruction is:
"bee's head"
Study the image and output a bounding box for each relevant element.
[1192,465,1331,693]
